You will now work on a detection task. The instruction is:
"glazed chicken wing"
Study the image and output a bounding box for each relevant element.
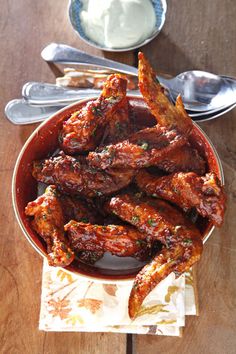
[129,241,201,319]
[59,195,103,224]
[32,153,135,198]
[60,74,127,154]
[25,185,74,267]
[87,125,187,170]
[107,194,203,318]
[136,170,226,226]
[103,97,131,144]
[156,144,206,174]
[108,194,201,244]
[60,196,104,264]
[65,221,151,261]
[138,52,193,135]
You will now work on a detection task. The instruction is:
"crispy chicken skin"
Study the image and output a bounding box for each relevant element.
[156,144,206,175]
[59,195,103,224]
[60,74,127,154]
[108,194,203,318]
[136,170,226,227]
[138,52,193,135]
[108,194,202,244]
[25,185,74,267]
[103,98,131,144]
[65,221,151,261]
[59,196,104,264]
[77,250,104,265]
[87,125,187,169]
[32,153,135,198]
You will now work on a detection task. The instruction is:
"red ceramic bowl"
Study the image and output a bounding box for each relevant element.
[12,96,224,282]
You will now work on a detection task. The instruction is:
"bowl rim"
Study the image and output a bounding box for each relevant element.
[67,0,167,52]
[12,95,224,283]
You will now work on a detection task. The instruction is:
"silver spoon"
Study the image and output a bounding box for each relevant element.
[41,43,236,112]
[4,99,63,125]
[22,80,234,119]
[22,82,140,106]
[5,96,236,125]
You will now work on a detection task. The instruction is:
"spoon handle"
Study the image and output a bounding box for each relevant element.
[5,98,236,125]
[4,99,64,125]
[41,43,170,87]
[22,82,140,106]
[22,82,100,105]
[41,43,139,76]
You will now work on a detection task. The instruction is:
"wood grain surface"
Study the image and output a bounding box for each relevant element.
[0,0,235,353]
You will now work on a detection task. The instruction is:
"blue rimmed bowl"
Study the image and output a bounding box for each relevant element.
[68,0,167,52]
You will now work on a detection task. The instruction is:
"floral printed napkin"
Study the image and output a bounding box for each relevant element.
[39,261,197,336]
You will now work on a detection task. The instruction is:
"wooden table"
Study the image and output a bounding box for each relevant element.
[0,1,235,353]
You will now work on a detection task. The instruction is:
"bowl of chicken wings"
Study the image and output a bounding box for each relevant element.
[12,53,226,319]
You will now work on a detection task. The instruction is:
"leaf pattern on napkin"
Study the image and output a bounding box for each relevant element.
[44,271,53,288]
[102,284,118,296]
[40,261,197,336]
[185,271,193,286]
[57,269,74,283]
[77,299,103,314]
[66,314,84,325]
[136,304,169,318]
[156,319,177,325]
[165,286,179,303]
[48,298,71,320]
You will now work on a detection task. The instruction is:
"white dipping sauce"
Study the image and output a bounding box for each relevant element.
[80,0,156,48]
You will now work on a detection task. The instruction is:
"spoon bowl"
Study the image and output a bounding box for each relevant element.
[164,71,236,112]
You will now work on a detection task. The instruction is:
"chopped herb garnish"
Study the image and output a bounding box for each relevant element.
[80,217,89,223]
[58,134,63,144]
[109,225,117,231]
[183,238,193,246]
[50,188,58,197]
[136,240,146,247]
[106,96,117,103]
[115,121,126,133]
[92,106,102,116]
[132,215,140,223]
[101,146,109,154]
[148,218,157,227]
[70,221,78,227]
[115,122,121,130]
[173,186,180,195]
[91,124,98,136]
[66,252,72,259]
[109,150,116,160]
[141,142,149,150]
